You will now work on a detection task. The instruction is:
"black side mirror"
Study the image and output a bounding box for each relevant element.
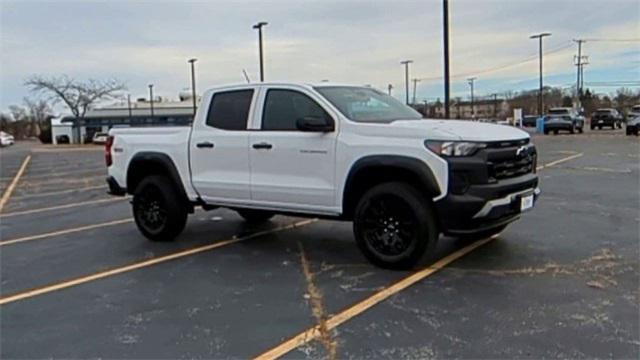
[296,116,334,132]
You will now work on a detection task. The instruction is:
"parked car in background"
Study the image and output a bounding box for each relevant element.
[0,131,15,147]
[544,108,584,134]
[626,115,639,136]
[522,115,539,127]
[92,132,109,144]
[628,105,640,118]
[591,108,623,130]
[55,135,70,144]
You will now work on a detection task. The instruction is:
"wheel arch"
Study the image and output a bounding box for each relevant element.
[126,152,189,203]
[342,155,442,219]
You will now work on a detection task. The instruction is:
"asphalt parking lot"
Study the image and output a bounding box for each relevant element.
[1,130,638,359]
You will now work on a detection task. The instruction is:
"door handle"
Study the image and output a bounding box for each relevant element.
[196,142,214,148]
[252,142,273,150]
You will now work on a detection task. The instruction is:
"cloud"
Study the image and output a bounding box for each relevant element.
[1,0,638,110]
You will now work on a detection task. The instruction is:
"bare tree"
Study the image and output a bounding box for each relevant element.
[25,75,126,118]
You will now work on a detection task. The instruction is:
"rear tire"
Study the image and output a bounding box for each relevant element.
[353,182,438,270]
[236,209,275,223]
[132,175,188,242]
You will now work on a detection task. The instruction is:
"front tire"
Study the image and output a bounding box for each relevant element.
[132,175,188,241]
[353,182,438,270]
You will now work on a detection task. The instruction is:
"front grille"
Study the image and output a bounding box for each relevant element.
[487,144,536,180]
[489,154,535,180]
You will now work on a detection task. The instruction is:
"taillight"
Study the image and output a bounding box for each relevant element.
[105,135,114,167]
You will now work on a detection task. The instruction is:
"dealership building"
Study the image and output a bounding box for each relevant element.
[51,91,199,144]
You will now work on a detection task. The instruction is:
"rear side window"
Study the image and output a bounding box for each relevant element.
[206,90,254,130]
[262,89,330,131]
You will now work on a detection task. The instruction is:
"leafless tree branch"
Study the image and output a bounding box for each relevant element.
[25,75,126,118]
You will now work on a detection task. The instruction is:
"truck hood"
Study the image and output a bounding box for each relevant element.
[383,119,530,142]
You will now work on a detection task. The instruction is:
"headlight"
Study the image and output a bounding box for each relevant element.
[425,140,486,157]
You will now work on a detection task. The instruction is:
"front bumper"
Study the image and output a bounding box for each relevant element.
[434,142,539,235]
[436,174,539,234]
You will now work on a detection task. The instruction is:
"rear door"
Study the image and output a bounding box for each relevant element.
[190,88,255,203]
[248,86,338,213]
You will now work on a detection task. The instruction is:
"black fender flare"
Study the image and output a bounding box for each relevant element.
[342,155,442,215]
[127,152,189,202]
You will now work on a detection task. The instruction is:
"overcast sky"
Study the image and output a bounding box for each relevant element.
[1,0,638,112]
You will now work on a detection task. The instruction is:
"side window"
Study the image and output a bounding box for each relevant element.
[262,89,330,131]
[206,90,254,130]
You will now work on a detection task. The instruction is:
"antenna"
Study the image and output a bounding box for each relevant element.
[242,69,251,83]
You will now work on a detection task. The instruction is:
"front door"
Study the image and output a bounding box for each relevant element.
[249,87,338,212]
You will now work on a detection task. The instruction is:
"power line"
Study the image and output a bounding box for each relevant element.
[582,38,640,42]
[416,41,573,82]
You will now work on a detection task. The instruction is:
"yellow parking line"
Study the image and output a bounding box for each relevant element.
[0,219,317,306]
[254,235,497,360]
[0,155,31,213]
[537,153,583,170]
[0,218,133,246]
[9,185,105,200]
[255,151,587,359]
[0,197,128,218]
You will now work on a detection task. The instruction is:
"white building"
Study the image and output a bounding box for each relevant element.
[51,91,200,144]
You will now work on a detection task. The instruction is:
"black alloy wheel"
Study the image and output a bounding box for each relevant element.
[132,175,188,241]
[354,182,438,270]
[360,194,417,258]
[135,184,167,234]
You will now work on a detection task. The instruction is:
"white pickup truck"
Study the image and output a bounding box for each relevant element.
[106,83,539,269]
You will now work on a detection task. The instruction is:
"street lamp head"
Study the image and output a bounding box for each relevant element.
[400,60,413,65]
[530,32,552,39]
[148,84,153,89]
[253,21,268,29]
[188,58,197,64]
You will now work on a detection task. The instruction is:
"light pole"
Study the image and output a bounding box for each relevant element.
[127,94,132,121]
[530,32,551,115]
[412,78,421,105]
[148,84,154,119]
[252,21,268,82]
[188,58,198,116]
[400,60,413,105]
[467,77,476,119]
[388,84,393,96]
[443,0,450,119]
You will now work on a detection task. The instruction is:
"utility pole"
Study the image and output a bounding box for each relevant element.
[127,94,132,120]
[188,58,198,116]
[388,84,393,96]
[252,21,268,82]
[580,59,589,91]
[148,84,154,119]
[573,39,584,98]
[530,32,551,115]
[412,78,421,105]
[400,60,413,105]
[443,0,450,119]
[492,93,498,118]
[467,77,476,119]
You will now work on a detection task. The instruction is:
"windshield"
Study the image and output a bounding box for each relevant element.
[314,86,422,123]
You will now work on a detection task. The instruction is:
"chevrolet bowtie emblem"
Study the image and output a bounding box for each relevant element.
[516,146,528,157]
